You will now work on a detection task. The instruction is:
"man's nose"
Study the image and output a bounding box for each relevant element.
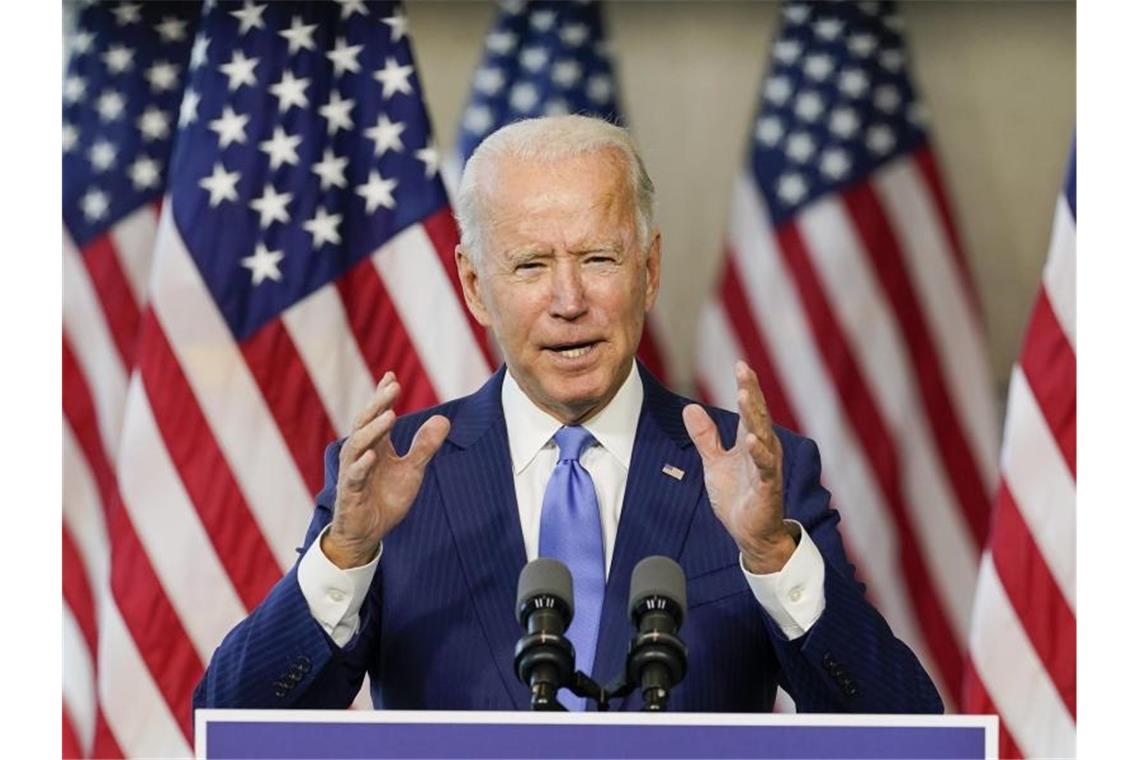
[549,259,587,319]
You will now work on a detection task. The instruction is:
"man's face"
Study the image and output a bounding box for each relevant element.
[457,149,661,424]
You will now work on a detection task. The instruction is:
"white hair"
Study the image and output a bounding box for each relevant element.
[454,115,656,265]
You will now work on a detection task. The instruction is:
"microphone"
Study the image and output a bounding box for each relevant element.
[513,558,576,710]
[626,556,688,711]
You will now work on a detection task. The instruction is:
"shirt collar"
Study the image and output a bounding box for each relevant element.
[501,362,644,475]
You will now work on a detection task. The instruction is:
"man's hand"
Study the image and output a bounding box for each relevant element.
[682,361,797,574]
[322,372,451,569]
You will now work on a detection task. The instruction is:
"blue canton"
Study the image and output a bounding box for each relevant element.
[456,0,623,165]
[168,0,448,342]
[752,1,928,226]
[63,2,199,247]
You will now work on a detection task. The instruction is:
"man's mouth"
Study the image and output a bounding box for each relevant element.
[546,340,600,359]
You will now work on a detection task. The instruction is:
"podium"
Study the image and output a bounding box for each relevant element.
[195,710,998,759]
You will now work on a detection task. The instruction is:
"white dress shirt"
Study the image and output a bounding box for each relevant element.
[297,364,826,647]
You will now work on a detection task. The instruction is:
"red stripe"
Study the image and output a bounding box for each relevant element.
[63,524,98,656]
[337,255,438,414]
[1018,291,1076,477]
[842,183,991,547]
[63,333,202,745]
[989,481,1076,717]
[719,253,801,431]
[961,658,1024,759]
[240,318,336,497]
[636,325,670,387]
[774,222,964,700]
[78,232,143,370]
[912,146,984,319]
[63,703,82,760]
[136,309,283,609]
[92,708,124,759]
[420,208,496,368]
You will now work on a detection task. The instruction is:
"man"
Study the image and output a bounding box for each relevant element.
[194,115,941,713]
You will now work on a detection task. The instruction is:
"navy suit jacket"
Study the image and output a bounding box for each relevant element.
[194,364,941,714]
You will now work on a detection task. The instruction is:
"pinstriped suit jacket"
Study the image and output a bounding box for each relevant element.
[194,363,941,715]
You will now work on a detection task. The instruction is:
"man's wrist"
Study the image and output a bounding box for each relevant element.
[320,529,380,570]
[740,521,800,574]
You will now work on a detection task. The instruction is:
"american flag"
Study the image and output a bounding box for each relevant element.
[63,1,492,755]
[63,3,199,757]
[448,0,672,385]
[963,147,1075,758]
[694,1,1000,708]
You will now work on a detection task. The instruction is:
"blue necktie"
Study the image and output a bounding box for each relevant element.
[539,426,605,711]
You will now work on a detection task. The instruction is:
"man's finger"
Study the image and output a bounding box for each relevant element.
[735,361,775,442]
[403,415,451,469]
[344,448,377,489]
[351,372,398,432]
[745,432,781,479]
[682,403,724,462]
[346,409,397,463]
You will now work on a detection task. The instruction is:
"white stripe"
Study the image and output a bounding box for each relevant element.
[63,233,127,460]
[282,284,377,436]
[63,421,110,606]
[63,605,96,756]
[723,173,943,697]
[97,598,193,758]
[149,203,313,569]
[968,554,1075,758]
[875,161,1000,491]
[999,367,1076,607]
[117,374,249,662]
[694,301,744,408]
[373,223,491,400]
[798,198,979,643]
[1042,195,1076,347]
[109,203,160,307]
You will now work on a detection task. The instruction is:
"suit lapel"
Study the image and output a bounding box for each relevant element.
[592,365,707,710]
[432,367,531,709]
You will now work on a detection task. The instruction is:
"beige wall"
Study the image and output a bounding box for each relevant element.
[408,0,1075,395]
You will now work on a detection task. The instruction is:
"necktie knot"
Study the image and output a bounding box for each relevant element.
[553,426,594,462]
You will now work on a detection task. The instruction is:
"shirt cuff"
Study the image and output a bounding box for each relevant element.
[296,525,381,648]
[740,520,825,640]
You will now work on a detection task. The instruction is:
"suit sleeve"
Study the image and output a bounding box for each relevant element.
[192,440,380,713]
[760,434,944,714]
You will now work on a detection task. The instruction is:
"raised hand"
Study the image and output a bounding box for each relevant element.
[322,372,451,569]
[682,361,797,574]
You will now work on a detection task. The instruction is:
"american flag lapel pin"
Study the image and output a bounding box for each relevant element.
[662,464,685,481]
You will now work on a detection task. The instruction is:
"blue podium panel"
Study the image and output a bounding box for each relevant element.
[195,710,998,759]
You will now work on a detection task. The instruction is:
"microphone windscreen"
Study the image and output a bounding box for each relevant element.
[628,556,687,622]
[516,557,574,624]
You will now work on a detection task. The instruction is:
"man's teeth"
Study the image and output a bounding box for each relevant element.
[557,345,592,358]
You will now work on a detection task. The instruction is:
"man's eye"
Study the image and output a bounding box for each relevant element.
[516,261,543,271]
[586,255,616,264]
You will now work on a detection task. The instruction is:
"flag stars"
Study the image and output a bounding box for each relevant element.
[220,50,259,92]
[303,206,343,248]
[63,75,86,104]
[530,9,556,32]
[269,70,310,113]
[128,156,162,191]
[365,114,406,157]
[755,116,784,147]
[764,75,792,105]
[560,23,589,47]
[866,124,896,155]
[199,162,241,206]
[88,139,117,172]
[111,2,142,26]
[586,74,613,104]
[820,148,851,180]
[879,49,904,72]
[146,60,181,93]
[336,0,368,20]
[463,105,493,135]
[374,57,415,99]
[279,15,318,55]
[486,30,517,55]
[95,91,126,122]
[356,170,398,213]
[848,33,876,57]
[509,82,539,113]
[259,126,302,170]
[829,107,860,139]
[102,44,134,75]
[71,30,95,56]
[813,18,843,41]
[155,16,189,43]
[230,1,267,35]
[137,106,171,141]
[319,91,355,135]
[783,4,810,24]
[804,54,834,82]
[209,105,250,147]
[776,172,808,205]
[907,101,927,127]
[62,123,79,153]
[383,8,409,42]
[838,68,869,98]
[190,35,211,70]
[520,46,549,73]
[312,148,349,190]
[794,91,825,122]
[873,84,900,114]
[473,66,505,96]
[241,244,284,285]
[250,184,292,228]
[415,143,440,179]
[544,97,569,116]
[179,89,200,126]
[772,40,802,65]
[327,37,363,76]
[784,131,816,163]
[552,59,582,88]
[81,188,110,222]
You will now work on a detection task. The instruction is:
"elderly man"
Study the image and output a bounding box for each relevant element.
[194,115,941,713]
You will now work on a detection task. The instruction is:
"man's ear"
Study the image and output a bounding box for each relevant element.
[643,230,662,313]
[455,246,492,327]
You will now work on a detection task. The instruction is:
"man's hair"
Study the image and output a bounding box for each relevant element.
[454,115,656,266]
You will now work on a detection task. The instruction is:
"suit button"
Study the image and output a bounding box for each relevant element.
[298,655,311,671]
[822,652,835,667]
